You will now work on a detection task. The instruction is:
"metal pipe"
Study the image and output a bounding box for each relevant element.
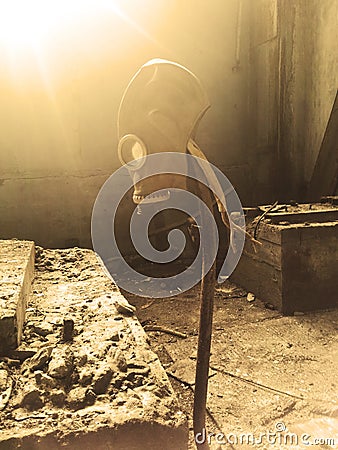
[193,182,216,450]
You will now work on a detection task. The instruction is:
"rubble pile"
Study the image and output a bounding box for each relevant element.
[0,246,187,449]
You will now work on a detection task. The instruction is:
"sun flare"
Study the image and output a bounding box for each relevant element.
[0,0,156,55]
[0,1,86,52]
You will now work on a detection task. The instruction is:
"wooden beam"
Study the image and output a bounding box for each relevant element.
[307,90,338,201]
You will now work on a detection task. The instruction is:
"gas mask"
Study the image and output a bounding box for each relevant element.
[117,58,211,204]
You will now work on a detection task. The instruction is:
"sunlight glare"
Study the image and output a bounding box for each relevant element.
[0,1,114,53]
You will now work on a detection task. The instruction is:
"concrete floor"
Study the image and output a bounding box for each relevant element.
[127,283,338,449]
[1,240,337,449]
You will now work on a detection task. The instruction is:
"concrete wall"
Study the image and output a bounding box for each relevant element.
[278,0,338,199]
[0,0,252,248]
[249,0,338,201]
[1,0,336,248]
[248,0,279,204]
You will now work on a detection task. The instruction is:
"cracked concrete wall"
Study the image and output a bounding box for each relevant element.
[247,0,280,204]
[249,0,338,202]
[282,0,338,199]
[1,1,336,249]
[0,0,252,248]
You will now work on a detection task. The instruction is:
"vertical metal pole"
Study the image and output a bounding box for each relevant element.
[193,183,216,450]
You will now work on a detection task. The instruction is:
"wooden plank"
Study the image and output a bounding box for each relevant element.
[267,208,338,224]
[250,221,282,244]
[321,195,338,205]
[242,237,281,270]
[233,220,338,314]
[282,224,338,313]
[307,90,338,200]
[231,253,282,310]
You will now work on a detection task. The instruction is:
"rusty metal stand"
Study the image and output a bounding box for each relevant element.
[193,182,217,450]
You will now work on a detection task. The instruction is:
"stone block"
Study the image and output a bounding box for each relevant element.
[0,240,35,355]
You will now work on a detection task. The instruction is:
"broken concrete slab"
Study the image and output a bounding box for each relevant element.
[0,240,35,355]
[0,363,12,411]
[0,247,188,450]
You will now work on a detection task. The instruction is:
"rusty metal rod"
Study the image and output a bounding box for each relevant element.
[193,182,217,450]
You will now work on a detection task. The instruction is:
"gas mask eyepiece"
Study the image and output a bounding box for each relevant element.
[118,134,147,170]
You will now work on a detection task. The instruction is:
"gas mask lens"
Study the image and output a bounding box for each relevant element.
[118,134,147,169]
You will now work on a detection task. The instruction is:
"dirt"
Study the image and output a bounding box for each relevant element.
[124,283,338,449]
[0,245,337,449]
[0,247,186,449]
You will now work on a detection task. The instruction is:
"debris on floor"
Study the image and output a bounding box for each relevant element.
[0,244,187,450]
[0,240,337,450]
[126,283,338,449]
